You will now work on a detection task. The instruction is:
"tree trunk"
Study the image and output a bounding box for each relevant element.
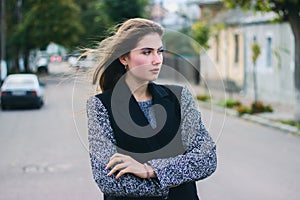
[253,63,258,102]
[287,6,300,122]
[23,48,30,73]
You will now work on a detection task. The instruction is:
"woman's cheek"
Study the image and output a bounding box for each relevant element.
[131,57,150,68]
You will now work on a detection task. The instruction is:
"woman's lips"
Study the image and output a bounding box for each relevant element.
[150,68,160,73]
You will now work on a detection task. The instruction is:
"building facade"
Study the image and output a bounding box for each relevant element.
[197,0,295,105]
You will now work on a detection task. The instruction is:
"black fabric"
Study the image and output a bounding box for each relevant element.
[104,195,163,200]
[104,182,199,200]
[96,80,185,163]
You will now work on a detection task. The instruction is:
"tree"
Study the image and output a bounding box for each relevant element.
[73,0,107,49]
[190,21,210,84]
[12,0,83,71]
[251,41,261,103]
[19,0,83,49]
[191,21,210,51]
[223,0,300,122]
[96,0,149,28]
[73,0,150,48]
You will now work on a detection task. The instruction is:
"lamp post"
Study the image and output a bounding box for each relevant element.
[1,0,6,83]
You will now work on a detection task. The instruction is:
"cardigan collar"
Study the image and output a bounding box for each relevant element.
[111,76,169,104]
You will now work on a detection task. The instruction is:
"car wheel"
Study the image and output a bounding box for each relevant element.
[36,100,44,109]
[37,67,48,74]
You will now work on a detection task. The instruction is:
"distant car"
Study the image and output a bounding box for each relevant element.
[36,55,49,73]
[70,53,97,69]
[0,74,44,110]
[50,55,62,63]
[30,51,50,74]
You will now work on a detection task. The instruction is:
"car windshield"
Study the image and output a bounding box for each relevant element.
[6,77,35,86]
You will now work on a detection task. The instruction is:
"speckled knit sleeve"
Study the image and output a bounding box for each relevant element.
[148,87,217,189]
[87,96,168,197]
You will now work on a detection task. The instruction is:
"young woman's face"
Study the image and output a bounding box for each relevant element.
[121,33,163,82]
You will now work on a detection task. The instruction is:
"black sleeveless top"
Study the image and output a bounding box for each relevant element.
[96,80,199,200]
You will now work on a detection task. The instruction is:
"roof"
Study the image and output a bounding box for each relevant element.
[211,8,278,26]
[189,0,222,6]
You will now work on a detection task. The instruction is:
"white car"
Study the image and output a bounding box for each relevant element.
[0,74,44,109]
[70,53,97,69]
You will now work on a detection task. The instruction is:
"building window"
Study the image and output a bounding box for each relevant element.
[215,34,219,62]
[266,37,272,67]
[253,36,257,42]
[234,34,239,63]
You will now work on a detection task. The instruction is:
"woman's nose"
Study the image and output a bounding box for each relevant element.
[152,53,163,65]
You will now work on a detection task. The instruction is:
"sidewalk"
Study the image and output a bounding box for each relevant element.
[195,84,300,135]
[158,79,300,135]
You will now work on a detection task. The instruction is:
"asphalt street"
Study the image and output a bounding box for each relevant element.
[0,63,299,200]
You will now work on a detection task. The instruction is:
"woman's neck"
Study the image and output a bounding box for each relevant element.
[125,76,152,102]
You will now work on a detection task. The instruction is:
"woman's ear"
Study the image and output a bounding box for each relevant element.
[119,56,127,66]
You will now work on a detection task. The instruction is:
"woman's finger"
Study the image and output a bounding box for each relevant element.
[107,162,127,176]
[115,168,128,179]
[106,157,124,170]
[109,153,125,160]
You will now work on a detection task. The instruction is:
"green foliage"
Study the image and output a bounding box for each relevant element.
[73,0,108,49]
[14,0,83,50]
[73,0,149,48]
[251,101,273,113]
[164,31,198,55]
[191,21,210,50]
[167,20,210,55]
[223,0,298,14]
[236,105,251,116]
[4,0,84,72]
[96,0,149,27]
[196,94,211,102]
[279,120,300,129]
[5,0,150,61]
[236,101,273,116]
[218,99,241,108]
[251,41,261,102]
[251,42,261,64]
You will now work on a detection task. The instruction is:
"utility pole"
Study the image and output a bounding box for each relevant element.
[1,0,6,83]
[17,0,24,72]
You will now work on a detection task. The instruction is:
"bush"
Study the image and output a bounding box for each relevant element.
[250,101,273,114]
[236,101,273,116]
[196,94,211,102]
[218,99,241,108]
[236,105,251,116]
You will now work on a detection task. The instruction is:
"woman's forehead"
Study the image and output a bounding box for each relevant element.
[134,33,163,49]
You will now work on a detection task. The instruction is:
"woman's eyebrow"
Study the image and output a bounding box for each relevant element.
[137,46,163,51]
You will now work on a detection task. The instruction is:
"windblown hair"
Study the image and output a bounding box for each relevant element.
[90,18,164,92]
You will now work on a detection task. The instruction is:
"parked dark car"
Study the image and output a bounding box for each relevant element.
[0,74,44,109]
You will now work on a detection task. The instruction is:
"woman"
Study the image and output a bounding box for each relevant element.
[87,18,217,200]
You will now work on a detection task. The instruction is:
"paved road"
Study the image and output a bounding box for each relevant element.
[198,106,300,200]
[0,63,299,200]
[0,64,100,200]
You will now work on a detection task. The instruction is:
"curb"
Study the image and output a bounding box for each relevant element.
[197,100,300,136]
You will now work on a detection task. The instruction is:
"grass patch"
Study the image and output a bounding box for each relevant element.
[217,99,241,108]
[279,120,300,129]
[196,94,211,102]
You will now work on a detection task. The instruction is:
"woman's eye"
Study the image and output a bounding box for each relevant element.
[143,51,151,55]
[158,49,165,54]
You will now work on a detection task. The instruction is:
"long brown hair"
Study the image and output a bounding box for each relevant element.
[90,18,164,92]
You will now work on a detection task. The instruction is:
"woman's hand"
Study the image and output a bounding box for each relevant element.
[105,153,156,179]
